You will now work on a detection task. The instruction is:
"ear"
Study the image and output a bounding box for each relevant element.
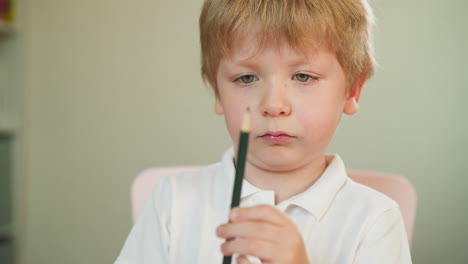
[214,96,224,115]
[343,72,366,115]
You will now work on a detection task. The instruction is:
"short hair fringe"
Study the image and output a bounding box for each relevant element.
[200,0,376,96]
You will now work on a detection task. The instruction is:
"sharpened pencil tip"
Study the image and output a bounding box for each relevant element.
[241,107,251,132]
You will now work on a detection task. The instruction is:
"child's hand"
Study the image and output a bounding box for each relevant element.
[216,205,309,264]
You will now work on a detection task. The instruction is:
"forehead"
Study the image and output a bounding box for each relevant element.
[225,29,334,65]
[227,19,331,56]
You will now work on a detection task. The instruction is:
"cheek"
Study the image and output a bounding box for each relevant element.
[222,103,245,143]
[298,101,343,141]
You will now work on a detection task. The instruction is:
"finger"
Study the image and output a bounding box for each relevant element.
[230,205,290,225]
[221,237,275,262]
[216,222,280,242]
[236,255,251,264]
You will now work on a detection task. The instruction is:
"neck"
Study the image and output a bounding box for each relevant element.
[244,157,327,204]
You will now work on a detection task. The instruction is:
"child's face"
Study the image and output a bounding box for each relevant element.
[215,33,363,172]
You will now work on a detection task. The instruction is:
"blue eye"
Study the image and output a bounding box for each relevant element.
[294,73,313,82]
[237,75,257,84]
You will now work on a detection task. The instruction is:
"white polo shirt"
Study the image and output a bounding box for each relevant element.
[115,148,412,263]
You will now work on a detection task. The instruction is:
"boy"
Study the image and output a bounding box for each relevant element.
[116,0,412,263]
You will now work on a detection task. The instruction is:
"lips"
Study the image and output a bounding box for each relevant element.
[258,131,295,144]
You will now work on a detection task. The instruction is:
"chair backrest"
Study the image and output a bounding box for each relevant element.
[131,167,417,245]
[346,171,417,246]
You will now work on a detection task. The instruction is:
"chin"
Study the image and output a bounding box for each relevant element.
[250,155,304,172]
[249,147,324,172]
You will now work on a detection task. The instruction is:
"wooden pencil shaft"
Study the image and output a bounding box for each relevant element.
[230,131,249,208]
[223,130,249,264]
[223,256,232,264]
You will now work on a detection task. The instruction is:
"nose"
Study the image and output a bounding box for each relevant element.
[259,85,291,117]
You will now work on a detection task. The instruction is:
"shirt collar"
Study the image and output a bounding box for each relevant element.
[284,154,348,220]
[221,147,348,220]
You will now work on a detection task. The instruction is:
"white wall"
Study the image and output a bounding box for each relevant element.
[13,0,468,263]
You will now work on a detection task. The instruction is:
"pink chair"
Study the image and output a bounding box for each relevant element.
[347,171,417,246]
[131,167,197,222]
[131,167,417,245]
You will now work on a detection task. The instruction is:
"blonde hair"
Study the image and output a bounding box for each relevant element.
[199,0,376,96]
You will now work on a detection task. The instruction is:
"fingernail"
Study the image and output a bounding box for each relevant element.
[230,209,239,220]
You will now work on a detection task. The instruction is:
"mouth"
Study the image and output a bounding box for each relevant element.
[258,131,296,144]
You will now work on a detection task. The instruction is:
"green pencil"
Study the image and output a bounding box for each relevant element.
[223,107,250,264]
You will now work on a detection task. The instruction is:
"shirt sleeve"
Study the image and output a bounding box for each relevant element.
[114,176,171,264]
[353,207,412,264]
